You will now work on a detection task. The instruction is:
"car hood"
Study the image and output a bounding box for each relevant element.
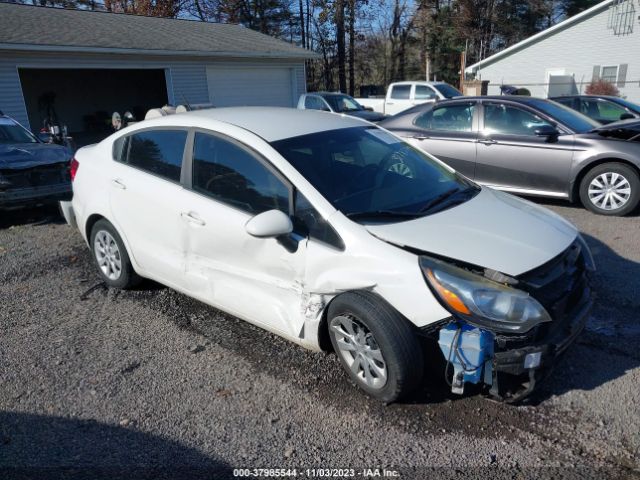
[365,188,578,277]
[344,110,387,122]
[0,143,71,169]
[589,119,640,141]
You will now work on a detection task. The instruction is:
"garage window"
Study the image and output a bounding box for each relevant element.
[125,130,187,183]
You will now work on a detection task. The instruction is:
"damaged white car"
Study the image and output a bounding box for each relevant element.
[66,107,594,403]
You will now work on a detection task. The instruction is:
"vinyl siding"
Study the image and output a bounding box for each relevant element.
[0,50,307,131]
[473,6,640,102]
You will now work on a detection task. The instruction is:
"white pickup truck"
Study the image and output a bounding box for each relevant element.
[356,81,462,116]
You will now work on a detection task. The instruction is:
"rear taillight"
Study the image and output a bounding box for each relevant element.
[69,158,79,181]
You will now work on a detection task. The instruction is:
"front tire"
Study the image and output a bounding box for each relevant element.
[90,219,141,289]
[327,291,424,403]
[579,163,640,216]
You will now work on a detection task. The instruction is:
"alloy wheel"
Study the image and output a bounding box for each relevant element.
[330,315,388,390]
[588,172,631,211]
[94,230,122,281]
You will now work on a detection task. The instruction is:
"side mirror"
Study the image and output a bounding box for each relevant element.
[245,209,293,238]
[620,112,634,121]
[534,125,559,137]
[363,106,374,112]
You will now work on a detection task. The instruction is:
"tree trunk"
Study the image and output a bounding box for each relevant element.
[298,0,306,48]
[348,0,355,96]
[335,0,347,93]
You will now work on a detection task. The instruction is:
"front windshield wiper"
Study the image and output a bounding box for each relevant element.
[418,186,477,214]
[345,210,421,220]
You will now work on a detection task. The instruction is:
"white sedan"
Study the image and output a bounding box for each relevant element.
[66,107,593,402]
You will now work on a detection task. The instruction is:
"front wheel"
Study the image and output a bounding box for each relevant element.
[327,291,424,403]
[579,163,640,216]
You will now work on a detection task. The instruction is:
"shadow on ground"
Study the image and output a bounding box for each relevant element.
[0,411,231,480]
[0,205,64,230]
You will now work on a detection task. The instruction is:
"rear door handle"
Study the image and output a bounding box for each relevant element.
[478,139,497,145]
[180,211,206,226]
[111,179,126,190]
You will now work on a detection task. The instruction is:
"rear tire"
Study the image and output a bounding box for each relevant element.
[90,219,141,289]
[327,291,424,403]
[579,163,640,216]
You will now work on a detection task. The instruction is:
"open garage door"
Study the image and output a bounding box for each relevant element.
[206,66,294,108]
[19,68,168,145]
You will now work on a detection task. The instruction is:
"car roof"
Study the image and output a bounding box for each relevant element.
[308,92,350,97]
[142,107,368,142]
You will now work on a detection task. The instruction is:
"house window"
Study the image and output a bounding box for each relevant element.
[601,66,618,83]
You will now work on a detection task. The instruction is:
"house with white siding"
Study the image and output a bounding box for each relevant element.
[465,0,640,103]
[0,3,314,139]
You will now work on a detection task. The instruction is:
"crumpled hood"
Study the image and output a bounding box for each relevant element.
[365,188,578,276]
[0,143,71,169]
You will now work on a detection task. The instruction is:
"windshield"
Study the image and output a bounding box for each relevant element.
[324,95,364,113]
[271,127,478,221]
[528,99,600,133]
[433,84,463,98]
[0,117,37,144]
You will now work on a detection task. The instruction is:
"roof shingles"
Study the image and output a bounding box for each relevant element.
[0,3,315,58]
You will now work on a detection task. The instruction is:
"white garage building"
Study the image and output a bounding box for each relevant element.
[465,0,640,102]
[0,3,314,138]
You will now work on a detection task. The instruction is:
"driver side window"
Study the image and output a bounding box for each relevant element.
[192,132,290,215]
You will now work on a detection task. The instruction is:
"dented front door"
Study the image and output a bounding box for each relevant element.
[178,131,307,337]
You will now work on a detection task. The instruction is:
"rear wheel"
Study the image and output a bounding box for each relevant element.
[90,219,141,289]
[579,163,640,216]
[327,291,424,403]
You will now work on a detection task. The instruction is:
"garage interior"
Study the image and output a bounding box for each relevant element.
[19,68,168,146]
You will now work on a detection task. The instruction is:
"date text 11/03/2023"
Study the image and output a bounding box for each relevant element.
[233,468,400,477]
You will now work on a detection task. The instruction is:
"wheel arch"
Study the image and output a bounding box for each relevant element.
[317,289,414,353]
[571,157,640,202]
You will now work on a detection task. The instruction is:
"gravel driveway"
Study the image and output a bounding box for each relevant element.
[1,201,639,480]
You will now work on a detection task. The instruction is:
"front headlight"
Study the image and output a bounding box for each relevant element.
[420,256,551,333]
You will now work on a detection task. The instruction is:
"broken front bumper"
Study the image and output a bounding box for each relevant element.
[489,289,592,402]
[0,183,71,210]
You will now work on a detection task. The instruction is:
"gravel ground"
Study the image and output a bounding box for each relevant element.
[0,201,639,480]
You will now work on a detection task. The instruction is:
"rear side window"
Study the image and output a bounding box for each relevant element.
[414,85,437,100]
[390,85,411,100]
[192,132,290,214]
[305,96,328,111]
[415,103,475,132]
[123,130,187,182]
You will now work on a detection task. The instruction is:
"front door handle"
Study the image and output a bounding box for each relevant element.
[412,135,430,140]
[111,179,126,190]
[478,138,497,145]
[180,211,206,226]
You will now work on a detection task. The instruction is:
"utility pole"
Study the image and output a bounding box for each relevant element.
[425,53,431,81]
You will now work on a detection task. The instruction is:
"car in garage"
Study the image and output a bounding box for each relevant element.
[379,96,640,216]
[0,113,72,210]
[67,107,593,403]
[550,95,640,125]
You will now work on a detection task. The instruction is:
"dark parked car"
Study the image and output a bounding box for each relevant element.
[551,95,640,125]
[297,92,387,122]
[379,96,640,216]
[0,113,72,210]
